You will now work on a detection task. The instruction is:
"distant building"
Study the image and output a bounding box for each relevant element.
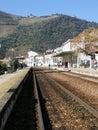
[25,51,38,66]
[35,54,44,66]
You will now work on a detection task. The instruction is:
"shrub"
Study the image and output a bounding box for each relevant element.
[0,61,7,75]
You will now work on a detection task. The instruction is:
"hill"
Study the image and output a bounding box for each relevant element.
[0,11,98,58]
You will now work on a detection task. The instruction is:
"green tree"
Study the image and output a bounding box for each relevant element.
[10,59,20,72]
[0,61,7,75]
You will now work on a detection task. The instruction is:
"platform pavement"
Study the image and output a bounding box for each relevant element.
[56,66,98,77]
[0,67,30,100]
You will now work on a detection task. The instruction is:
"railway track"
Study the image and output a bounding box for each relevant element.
[45,69,98,111]
[3,69,45,130]
[35,69,98,130]
[3,68,98,130]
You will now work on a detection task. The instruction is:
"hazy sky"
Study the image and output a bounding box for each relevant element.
[0,0,98,22]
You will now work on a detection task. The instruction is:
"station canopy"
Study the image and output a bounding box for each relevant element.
[53,51,73,57]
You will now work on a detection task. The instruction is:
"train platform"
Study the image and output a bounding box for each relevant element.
[57,67,98,77]
[0,67,30,101]
[0,67,31,129]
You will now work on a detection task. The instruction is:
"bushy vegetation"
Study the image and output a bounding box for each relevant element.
[7,59,27,73]
[0,58,27,75]
[80,62,90,68]
[0,61,7,75]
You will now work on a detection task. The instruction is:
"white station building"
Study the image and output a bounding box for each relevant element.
[25,39,98,68]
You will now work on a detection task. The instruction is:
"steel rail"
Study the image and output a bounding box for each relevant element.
[42,71,98,118]
[33,70,45,130]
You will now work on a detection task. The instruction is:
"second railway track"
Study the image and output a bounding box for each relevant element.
[35,68,98,130]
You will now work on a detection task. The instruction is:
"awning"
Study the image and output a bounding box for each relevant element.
[53,51,73,57]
